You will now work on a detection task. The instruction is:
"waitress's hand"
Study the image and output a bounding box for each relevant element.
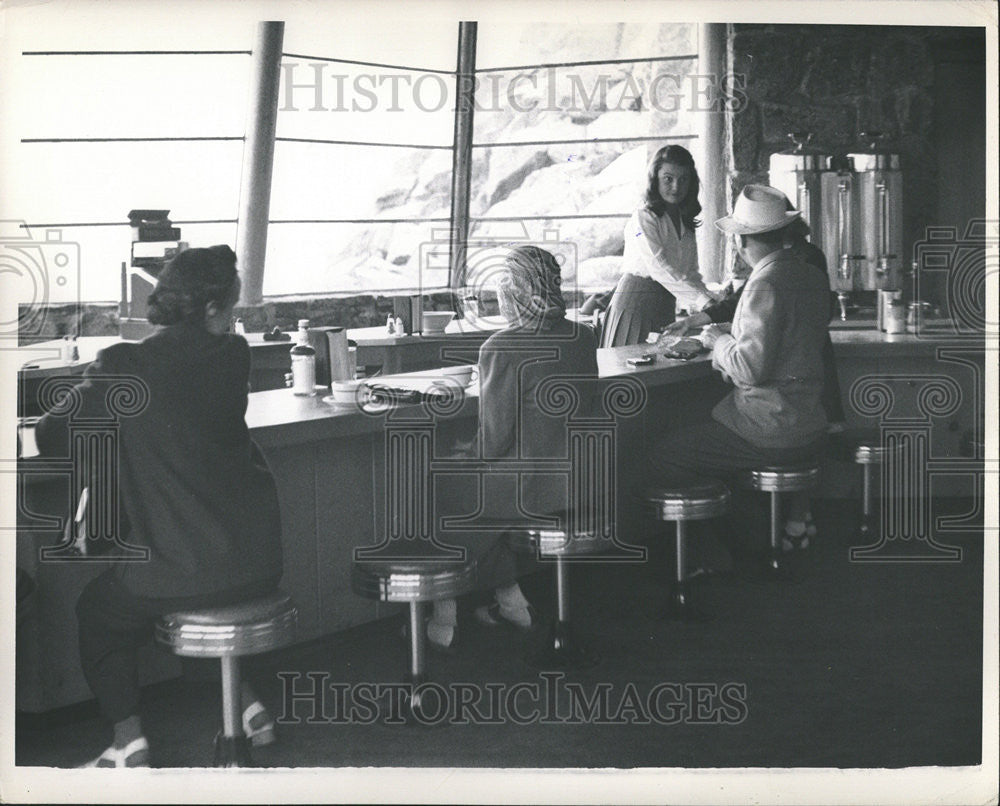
[698,324,729,349]
[660,311,711,339]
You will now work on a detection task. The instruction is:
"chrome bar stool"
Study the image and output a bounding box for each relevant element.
[352,555,476,719]
[644,480,731,621]
[833,429,901,539]
[155,590,298,767]
[508,527,605,669]
[741,463,821,577]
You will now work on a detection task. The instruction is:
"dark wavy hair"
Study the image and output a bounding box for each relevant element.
[147,245,238,326]
[644,144,701,229]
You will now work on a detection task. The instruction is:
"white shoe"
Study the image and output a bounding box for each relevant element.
[81,737,150,768]
[242,701,276,747]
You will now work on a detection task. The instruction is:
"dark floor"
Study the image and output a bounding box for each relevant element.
[16,498,985,770]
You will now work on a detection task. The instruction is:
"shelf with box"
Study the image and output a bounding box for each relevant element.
[119,209,185,340]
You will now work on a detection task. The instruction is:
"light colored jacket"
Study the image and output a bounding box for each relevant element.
[710,248,829,449]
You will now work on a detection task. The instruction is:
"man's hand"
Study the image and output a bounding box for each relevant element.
[698,323,729,349]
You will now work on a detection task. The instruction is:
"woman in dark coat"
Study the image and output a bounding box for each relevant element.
[426,245,599,649]
[36,245,282,767]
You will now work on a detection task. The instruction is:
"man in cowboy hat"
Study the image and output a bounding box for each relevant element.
[648,184,831,568]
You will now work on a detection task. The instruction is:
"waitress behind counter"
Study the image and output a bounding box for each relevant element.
[35,246,283,767]
[599,144,716,347]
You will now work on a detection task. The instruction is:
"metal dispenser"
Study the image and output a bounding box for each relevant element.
[768,132,829,235]
[818,152,865,307]
[848,132,904,292]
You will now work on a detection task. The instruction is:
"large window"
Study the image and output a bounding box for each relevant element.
[264,21,458,295]
[1,3,254,303]
[468,22,700,295]
[2,8,703,302]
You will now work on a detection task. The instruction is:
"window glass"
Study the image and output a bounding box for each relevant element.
[470,22,700,292]
[263,221,453,296]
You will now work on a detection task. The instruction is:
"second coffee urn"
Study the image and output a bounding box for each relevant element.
[848,132,904,292]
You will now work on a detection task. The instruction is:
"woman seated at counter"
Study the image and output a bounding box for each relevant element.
[35,246,283,767]
[426,245,599,651]
[599,144,716,347]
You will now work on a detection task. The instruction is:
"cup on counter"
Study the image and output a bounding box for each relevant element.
[876,289,903,331]
[885,301,908,334]
[439,364,479,388]
[328,379,370,408]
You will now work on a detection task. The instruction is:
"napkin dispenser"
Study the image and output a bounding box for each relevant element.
[307,327,356,384]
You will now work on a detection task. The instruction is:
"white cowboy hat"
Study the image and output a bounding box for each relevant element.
[715,184,801,235]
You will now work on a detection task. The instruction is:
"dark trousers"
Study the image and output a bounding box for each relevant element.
[76,570,278,724]
[649,419,824,570]
[821,335,846,424]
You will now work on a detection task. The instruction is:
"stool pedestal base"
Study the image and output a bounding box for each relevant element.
[528,619,600,670]
[664,584,713,623]
[214,733,253,768]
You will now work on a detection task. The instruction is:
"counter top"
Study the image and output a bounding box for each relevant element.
[244,328,985,444]
[18,326,985,450]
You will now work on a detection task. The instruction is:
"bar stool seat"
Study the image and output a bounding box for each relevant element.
[352,554,476,720]
[644,480,730,621]
[155,590,298,767]
[740,462,820,577]
[508,524,605,669]
[830,427,893,463]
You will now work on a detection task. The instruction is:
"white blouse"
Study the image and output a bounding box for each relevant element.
[621,207,712,311]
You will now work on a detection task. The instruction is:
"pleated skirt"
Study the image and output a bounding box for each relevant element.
[599,274,676,347]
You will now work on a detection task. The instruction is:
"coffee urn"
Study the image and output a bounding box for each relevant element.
[818,153,864,294]
[768,132,830,238]
[847,132,904,291]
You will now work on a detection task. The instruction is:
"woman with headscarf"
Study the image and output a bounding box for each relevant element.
[600,144,716,347]
[35,246,283,767]
[424,245,599,650]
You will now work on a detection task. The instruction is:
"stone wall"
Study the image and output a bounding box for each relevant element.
[727,24,980,294]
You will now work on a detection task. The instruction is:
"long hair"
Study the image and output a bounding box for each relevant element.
[147,245,238,326]
[644,144,702,230]
[496,245,567,332]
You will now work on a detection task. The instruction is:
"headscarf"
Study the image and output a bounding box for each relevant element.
[496,245,567,332]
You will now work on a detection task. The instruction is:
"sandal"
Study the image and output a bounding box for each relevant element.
[474,602,537,632]
[242,701,276,747]
[81,736,150,768]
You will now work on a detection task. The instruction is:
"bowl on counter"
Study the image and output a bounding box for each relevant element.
[421,311,455,334]
[324,379,370,408]
[438,364,478,387]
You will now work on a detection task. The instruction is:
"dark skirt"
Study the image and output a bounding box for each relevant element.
[599,274,676,347]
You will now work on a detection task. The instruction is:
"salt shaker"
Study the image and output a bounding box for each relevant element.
[61,335,79,363]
